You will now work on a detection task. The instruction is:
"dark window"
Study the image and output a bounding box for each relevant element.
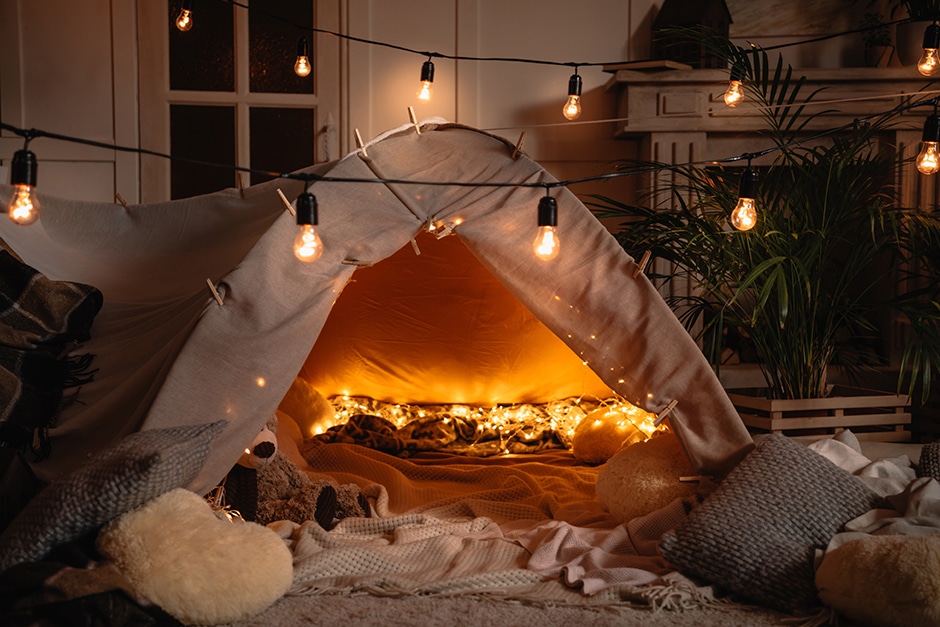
[170,104,236,199]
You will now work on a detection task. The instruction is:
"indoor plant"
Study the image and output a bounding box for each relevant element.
[588,43,940,405]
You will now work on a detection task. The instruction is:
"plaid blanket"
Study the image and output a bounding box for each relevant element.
[0,250,102,461]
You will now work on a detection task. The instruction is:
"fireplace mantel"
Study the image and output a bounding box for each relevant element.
[603,65,939,208]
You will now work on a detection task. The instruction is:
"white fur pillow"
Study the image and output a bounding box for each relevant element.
[97,488,293,625]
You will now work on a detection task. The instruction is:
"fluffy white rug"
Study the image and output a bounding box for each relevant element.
[96,488,293,625]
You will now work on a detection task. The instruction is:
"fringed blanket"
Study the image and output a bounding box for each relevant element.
[0,250,102,460]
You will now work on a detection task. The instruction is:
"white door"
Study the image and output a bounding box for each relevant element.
[137,0,342,202]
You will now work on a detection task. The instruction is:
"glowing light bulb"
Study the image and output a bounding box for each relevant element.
[723,80,744,107]
[920,23,940,76]
[293,192,324,262]
[562,73,582,121]
[731,167,758,232]
[730,197,757,231]
[417,60,434,102]
[919,114,940,175]
[534,195,560,260]
[533,226,559,260]
[7,149,39,226]
[294,37,311,77]
[175,0,194,32]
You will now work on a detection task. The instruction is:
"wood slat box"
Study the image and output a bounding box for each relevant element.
[727,386,911,442]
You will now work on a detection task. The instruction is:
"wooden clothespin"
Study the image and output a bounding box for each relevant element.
[511,132,527,160]
[342,259,373,267]
[354,128,368,158]
[654,399,678,427]
[632,250,651,278]
[434,222,456,239]
[276,188,296,216]
[115,192,130,213]
[410,238,421,255]
[408,106,422,135]
[206,278,224,307]
[236,172,248,198]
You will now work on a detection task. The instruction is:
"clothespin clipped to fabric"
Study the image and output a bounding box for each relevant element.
[410,238,421,255]
[276,188,296,216]
[354,128,369,159]
[408,106,421,135]
[633,250,651,278]
[511,132,527,160]
[434,222,456,239]
[342,259,373,267]
[653,399,678,427]
[115,192,130,213]
[206,278,224,307]
[236,172,248,199]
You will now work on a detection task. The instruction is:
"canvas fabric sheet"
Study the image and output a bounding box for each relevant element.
[0,121,752,493]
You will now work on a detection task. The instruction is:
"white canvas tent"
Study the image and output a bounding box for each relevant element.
[0,121,753,494]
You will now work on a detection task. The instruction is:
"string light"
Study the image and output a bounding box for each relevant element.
[920,22,940,77]
[417,58,434,102]
[533,191,560,260]
[293,191,324,262]
[562,70,582,121]
[918,112,940,175]
[723,64,745,107]
[175,0,194,32]
[7,143,40,226]
[294,37,311,77]
[731,165,758,231]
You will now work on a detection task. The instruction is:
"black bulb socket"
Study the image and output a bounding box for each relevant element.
[567,73,582,97]
[924,114,940,142]
[925,22,940,49]
[738,168,758,199]
[420,60,434,83]
[538,196,558,227]
[11,150,37,187]
[296,192,318,226]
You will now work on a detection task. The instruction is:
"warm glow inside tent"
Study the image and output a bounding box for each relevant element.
[0,121,753,494]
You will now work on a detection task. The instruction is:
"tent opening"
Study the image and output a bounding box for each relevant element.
[298,232,614,408]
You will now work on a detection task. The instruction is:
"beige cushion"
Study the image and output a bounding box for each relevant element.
[816,534,940,627]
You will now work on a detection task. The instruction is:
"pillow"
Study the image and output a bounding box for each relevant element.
[97,488,293,625]
[0,420,225,572]
[658,434,878,613]
[816,534,940,627]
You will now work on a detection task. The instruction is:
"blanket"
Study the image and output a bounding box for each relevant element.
[0,249,102,460]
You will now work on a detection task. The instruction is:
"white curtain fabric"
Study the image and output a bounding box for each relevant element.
[0,121,753,494]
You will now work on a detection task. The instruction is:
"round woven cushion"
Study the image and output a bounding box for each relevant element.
[816,534,940,627]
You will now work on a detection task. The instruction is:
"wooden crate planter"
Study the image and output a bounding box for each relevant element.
[727,385,911,442]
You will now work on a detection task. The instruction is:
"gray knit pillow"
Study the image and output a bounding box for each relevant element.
[659,434,878,613]
[918,442,940,482]
[0,421,225,571]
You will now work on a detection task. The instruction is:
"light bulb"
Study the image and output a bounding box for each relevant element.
[533,225,560,260]
[294,37,311,77]
[730,197,757,231]
[175,0,194,32]
[562,73,582,121]
[919,114,940,175]
[920,49,940,76]
[534,195,560,260]
[294,224,323,262]
[293,192,323,262]
[918,142,940,175]
[731,167,758,232]
[7,149,39,226]
[417,60,434,102]
[921,23,940,76]
[724,80,744,107]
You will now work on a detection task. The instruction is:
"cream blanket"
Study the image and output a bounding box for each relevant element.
[272,418,695,607]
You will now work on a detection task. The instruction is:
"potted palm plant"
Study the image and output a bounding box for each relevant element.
[589,43,940,439]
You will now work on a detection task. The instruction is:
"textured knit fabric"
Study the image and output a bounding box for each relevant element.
[658,434,879,613]
[0,420,225,571]
[919,442,940,482]
[0,250,102,459]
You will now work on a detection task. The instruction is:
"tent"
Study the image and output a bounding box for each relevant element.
[0,120,753,495]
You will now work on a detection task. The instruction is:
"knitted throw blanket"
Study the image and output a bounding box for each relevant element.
[0,250,102,460]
